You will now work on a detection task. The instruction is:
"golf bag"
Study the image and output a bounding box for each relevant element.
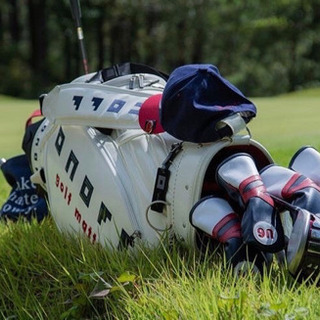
[17,63,320,280]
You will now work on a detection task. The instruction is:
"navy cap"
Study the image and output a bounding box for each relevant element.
[160,64,256,143]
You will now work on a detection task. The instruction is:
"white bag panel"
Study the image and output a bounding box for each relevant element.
[43,125,137,247]
[167,139,232,244]
[42,124,176,247]
[42,74,165,130]
[115,131,178,241]
[168,135,273,245]
[29,118,54,189]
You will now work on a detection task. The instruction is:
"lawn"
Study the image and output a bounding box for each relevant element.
[0,89,320,319]
[249,88,320,165]
[0,95,39,159]
[0,95,39,206]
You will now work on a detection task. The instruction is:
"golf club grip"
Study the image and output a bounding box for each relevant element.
[70,0,82,26]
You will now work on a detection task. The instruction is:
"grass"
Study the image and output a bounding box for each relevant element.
[0,95,39,159]
[1,220,319,319]
[0,95,39,199]
[0,89,320,319]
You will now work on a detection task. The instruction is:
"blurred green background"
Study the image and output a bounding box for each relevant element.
[1,0,320,99]
[1,0,320,182]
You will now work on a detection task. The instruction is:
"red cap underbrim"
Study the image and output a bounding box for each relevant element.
[139,94,164,134]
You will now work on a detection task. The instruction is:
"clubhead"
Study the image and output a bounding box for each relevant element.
[287,209,320,282]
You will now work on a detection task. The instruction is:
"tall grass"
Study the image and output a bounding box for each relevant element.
[1,219,320,319]
[0,219,319,319]
[0,89,320,319]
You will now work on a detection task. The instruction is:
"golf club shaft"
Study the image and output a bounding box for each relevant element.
[70,0,89,74]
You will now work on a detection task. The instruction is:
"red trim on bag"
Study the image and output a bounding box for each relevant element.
[239,175,274,206]
[25,109,43,129]
[212,213,241,242]
[202,181,220,193]
[282,173,320,198]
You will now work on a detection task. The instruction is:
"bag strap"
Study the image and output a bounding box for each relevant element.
[88,62,169,83]
[25,109,42,129]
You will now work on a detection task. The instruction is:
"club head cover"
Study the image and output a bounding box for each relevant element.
[216,153,285,253]
[261,164,320,214]
[189,196,245,266]
[289,146,320,186]
[241,197,285,253]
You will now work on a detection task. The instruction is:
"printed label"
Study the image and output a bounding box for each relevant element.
[253,221,278,246]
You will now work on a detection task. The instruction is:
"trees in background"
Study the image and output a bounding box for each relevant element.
[0,0,319,98]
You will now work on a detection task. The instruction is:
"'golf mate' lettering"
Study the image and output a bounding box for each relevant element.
[55,173,72,206]
[54,127,113,229]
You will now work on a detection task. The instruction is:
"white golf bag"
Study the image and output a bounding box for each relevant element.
[24,65,320,280]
